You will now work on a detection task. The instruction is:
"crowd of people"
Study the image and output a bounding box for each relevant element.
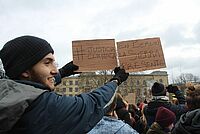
[0,35,200,134]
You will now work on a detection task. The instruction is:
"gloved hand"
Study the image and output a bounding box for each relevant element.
[166,84,179,93]
[114,66,121,74]
[110,67,129,86]
[59,61,80,78]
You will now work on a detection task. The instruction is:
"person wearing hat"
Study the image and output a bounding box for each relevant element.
[147,106,176,134]
[172,85,200,134]
[0,35,129,134]
[143,82,187,129]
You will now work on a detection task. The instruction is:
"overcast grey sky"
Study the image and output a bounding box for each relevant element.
[0,0,200,83]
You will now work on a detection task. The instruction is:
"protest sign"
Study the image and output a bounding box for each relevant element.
[117,37,166,72]
[72,39,117,72]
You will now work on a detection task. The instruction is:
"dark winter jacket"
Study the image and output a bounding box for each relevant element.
[0,79,46,134]
[0,79,118,134]
[144,90,187,128]
[172,108,200,134]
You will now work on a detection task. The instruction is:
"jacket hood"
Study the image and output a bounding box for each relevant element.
[146,99,171,116]
[172,108,200,134]
[0,79,46,133]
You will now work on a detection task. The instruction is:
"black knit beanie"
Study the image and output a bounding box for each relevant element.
[151,82,166,96]
[0,35,54,79]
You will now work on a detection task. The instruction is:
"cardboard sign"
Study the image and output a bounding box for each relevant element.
[117,37,166,72]
[72,39,117,72]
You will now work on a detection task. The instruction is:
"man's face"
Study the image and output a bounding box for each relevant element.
[27,53,58,90]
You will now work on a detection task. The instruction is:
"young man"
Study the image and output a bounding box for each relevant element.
[0,35,129,134]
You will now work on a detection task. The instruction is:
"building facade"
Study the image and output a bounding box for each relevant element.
[55,77,80,96]
[55,71,168,104]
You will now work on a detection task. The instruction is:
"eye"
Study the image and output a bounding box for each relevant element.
[44,61,51,65]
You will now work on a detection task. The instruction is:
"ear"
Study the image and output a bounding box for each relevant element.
[21,70,30,78]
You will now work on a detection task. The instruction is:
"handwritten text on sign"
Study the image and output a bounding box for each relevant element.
[117,38,166,72]
[72,39,117,72]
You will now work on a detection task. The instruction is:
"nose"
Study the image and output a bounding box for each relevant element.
[51,67,58,75]
[51,62,59,75]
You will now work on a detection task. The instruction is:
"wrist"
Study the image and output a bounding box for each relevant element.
[110,78,120,86]
[111,79,118,84]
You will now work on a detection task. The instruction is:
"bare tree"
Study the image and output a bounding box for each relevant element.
[79,70,113,93]
[193,75,200,83]
[174,73,199,84]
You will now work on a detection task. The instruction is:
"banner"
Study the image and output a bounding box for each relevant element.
[72,39,117,72]
[117,37,166,72]
[72,37,166,72]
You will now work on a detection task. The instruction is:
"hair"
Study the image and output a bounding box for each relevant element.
[128,104,136,118]
[105,93,118,114]
[115,93,127,110]
[186,86,200,110]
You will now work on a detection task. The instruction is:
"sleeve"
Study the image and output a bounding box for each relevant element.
[170,90,187,121]
[54,73,62,86]
[52,81,118,133]
[174,90,186,104]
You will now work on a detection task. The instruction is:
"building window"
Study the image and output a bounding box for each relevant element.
[144,88,147,96]
[130,88,134,93]
[63,81,66,85]
[143,80,146,86]
[69,94,73,96]
[69,87,73,92]
[62,88,66,92]
[136,88,140,96]
[136,80,140,85]
[75,87,79,92]
[86,80,89,85]
[75,81,78,85]
[159,79,163,83]
[69,81,73,85]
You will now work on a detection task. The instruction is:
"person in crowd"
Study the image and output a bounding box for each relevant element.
[128,104,140,123]
[88,93,139,134]
[143,82,187,129]
[134,101,148,134]
[147,106,176,134]
[144,99,148,104]
[172,84,200,134]
[115,93,136,128]
[0,35,129,134]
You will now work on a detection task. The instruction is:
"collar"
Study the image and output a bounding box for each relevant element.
[15,80,50,90]
[152,96,169,101]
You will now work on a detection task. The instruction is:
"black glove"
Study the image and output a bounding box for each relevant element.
[166,84,179,93]
[114,67,121,74]
[59,61,80,78]
[110,67,129,85]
